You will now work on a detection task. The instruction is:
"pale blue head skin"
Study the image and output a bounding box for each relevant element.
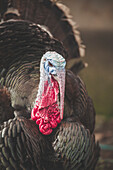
[39,51,66,120]
[43,51,66,76]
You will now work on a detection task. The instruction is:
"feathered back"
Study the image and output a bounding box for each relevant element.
[0,0,84,61]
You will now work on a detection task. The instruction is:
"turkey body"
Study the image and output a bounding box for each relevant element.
[0,0,99,170]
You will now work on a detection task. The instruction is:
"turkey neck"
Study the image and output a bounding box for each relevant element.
[31,75,61,135]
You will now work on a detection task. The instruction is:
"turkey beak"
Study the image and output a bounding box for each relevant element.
[56,69,65,120]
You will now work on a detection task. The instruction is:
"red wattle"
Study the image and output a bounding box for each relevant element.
[31,77,61,135]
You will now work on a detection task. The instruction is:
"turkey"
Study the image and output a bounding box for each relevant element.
[0,0,100,169]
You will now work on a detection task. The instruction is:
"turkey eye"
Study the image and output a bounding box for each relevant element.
[48,62,53,67]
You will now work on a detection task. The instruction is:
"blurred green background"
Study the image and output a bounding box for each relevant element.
[62,0,113,117]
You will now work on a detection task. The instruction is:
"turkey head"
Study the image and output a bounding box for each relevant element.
[31,51,66,135]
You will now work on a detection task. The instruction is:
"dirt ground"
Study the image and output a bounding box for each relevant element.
[95,116,113,170]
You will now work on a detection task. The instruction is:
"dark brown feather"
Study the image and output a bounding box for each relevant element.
[52,121,100,170]
[0,86,14,124]
[0,0,85,61]
[65,70,95,133]
[0,117,50,169]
